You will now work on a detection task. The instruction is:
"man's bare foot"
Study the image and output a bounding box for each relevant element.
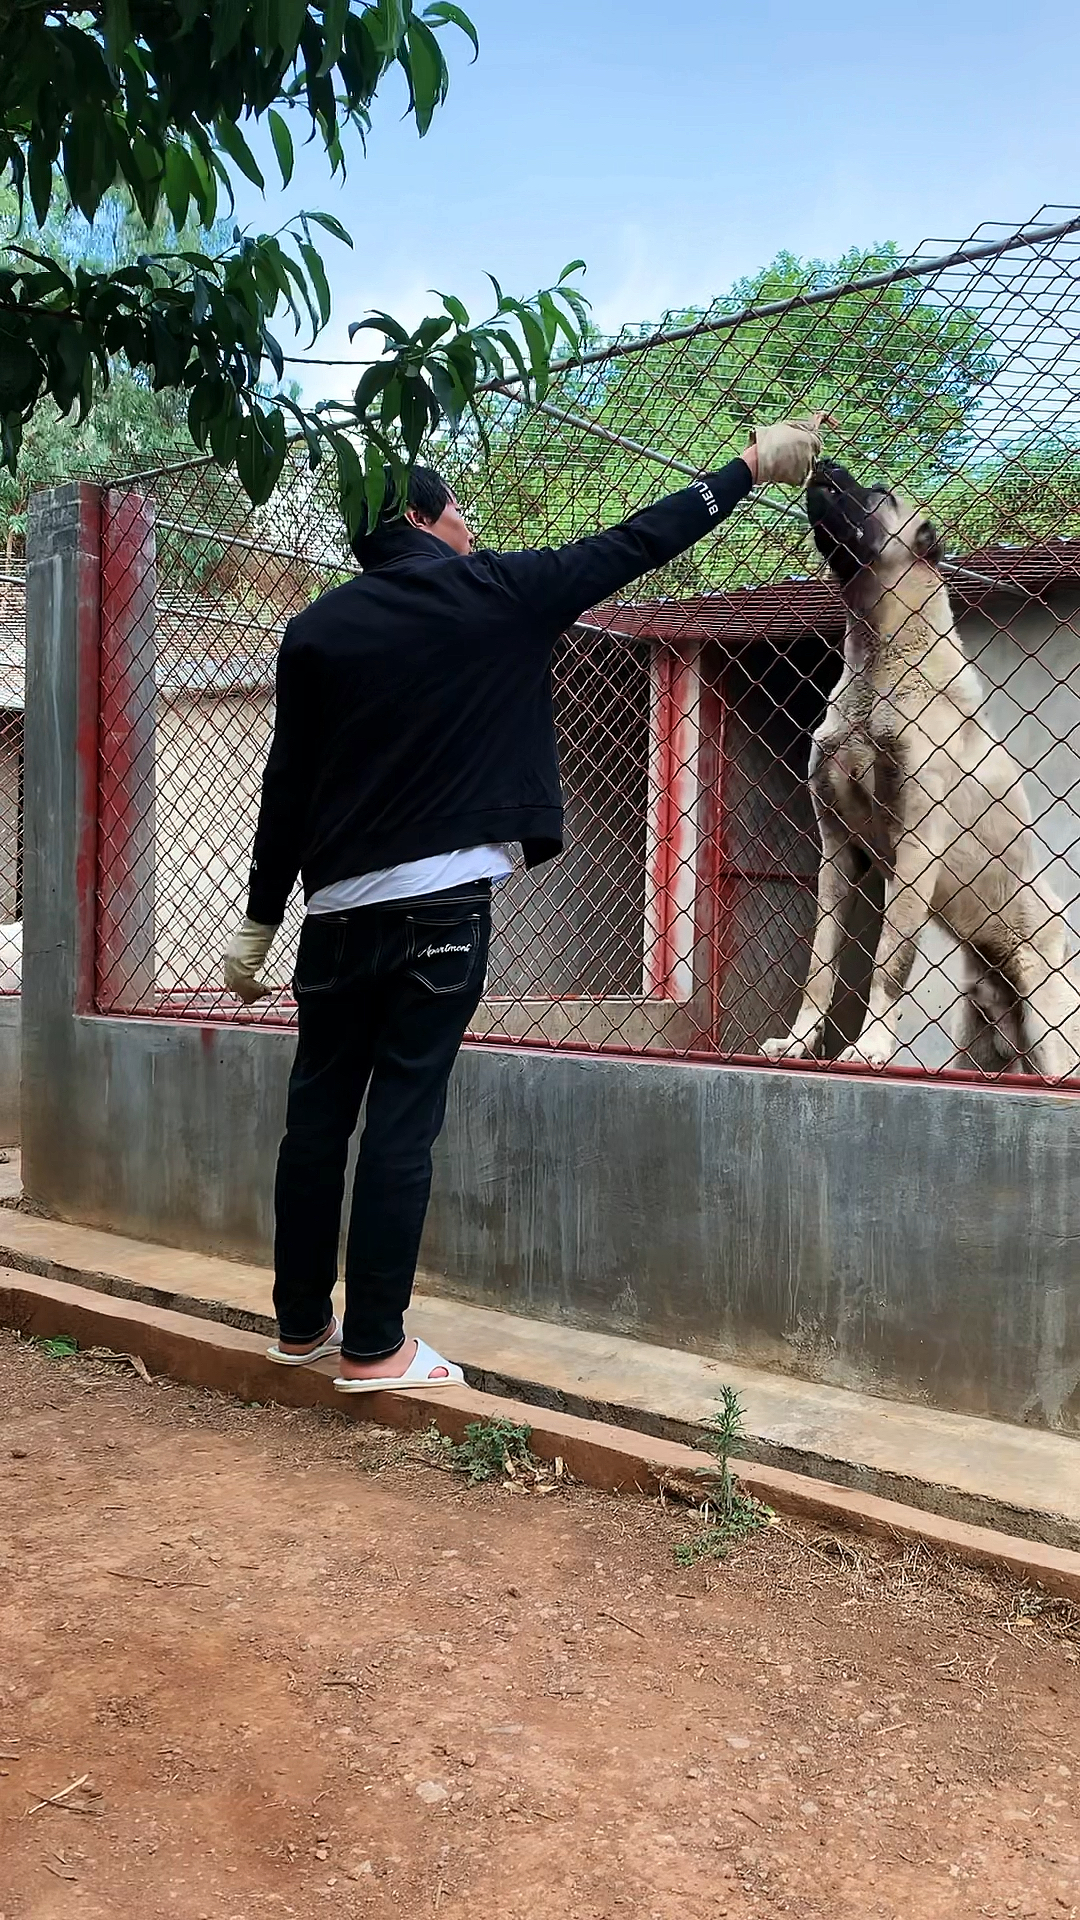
[335,1338,449,1384]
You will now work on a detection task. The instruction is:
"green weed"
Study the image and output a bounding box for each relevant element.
[34,1333,79,1359]
[427,1416,538,1485]
[674,1385,773,1563]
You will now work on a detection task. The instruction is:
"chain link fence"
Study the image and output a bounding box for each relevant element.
[93,207,1080,1081]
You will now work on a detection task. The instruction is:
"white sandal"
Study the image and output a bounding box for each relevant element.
[266,1316,343,1366]
[333,1337,464,1394]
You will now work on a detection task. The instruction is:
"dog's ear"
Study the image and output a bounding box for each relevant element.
[914,518,944,567]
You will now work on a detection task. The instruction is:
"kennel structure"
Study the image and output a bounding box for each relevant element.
[19,211,1080,1427]
[81,210,1080,1083]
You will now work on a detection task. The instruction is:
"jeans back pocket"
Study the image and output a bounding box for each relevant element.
[294,916,348,995]
[404,913,485,996]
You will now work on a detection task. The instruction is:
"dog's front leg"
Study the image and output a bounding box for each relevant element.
[762,818,861,1062]
[839,777,944,1070]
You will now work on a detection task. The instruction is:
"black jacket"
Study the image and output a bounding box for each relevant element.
[246,458,753,925]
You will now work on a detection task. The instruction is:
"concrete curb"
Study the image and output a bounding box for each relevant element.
[4,1267,1080,1605]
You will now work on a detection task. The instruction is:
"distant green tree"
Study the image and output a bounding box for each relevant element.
[938,434,1080,551]
[0,2,588,527]
[459,245,1080,595]
[0,185,235,557]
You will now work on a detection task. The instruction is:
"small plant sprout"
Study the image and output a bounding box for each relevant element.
[674,1386,774,1565]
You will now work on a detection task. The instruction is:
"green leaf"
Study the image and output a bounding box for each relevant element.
[1,411,25,473]
[274,391,324,468]
[260,324,285,381]
[0,325,42,414]
[268,109,295,186]
[102,0,132,74]
[214,117,266,191]
[352,361,393,415]
[517,307,550,397]
[415,313,453,350]
[363,436,387,525]
[276,0,309,56]
[559,258,587,282]
[279,252,321,341]
[538,290,561,352]
[367,0,408,57]
[28,135,54,229]
[423,1,479,58]
[192,274,213,327]
[52,325,90,416]
[210,0,250,63]
[328,429,368,535]
[437,290,470,328]
[318,0,350,74]
[187,377,219,449]
[236,404,288,506]
[303,209,354,248]
[446,330,480,383]
[257,236,302,331]
[490,326,531,393]
[297,240,332,330]
[350,309,411,346]
[429,356,467,426]
[404,17,446,134]
[163,144,193,229]
[147,309,190,389]
[208,393,243,465]
[399,373,435,456]
[2,143,26,226]
[187,132,222,225]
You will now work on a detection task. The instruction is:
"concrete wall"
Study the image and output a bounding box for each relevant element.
[16,1007,1080,1435]
[0,996,19,1143]
[18,482,1080,1438]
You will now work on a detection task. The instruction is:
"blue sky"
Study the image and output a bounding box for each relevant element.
[230,0,1080,405]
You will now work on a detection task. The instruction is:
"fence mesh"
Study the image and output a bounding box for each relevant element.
[93,207,1080,1081]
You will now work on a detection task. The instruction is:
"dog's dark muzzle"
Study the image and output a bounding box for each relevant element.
[806,460,877,579]
[805,457,862,522]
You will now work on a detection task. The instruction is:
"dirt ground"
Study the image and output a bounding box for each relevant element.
[1,1333,1078,1920]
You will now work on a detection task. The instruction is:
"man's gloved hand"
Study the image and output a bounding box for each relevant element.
[223,918,278,1004]
[749,414,826,488]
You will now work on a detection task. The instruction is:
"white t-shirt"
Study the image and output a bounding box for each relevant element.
[306,844,514,915]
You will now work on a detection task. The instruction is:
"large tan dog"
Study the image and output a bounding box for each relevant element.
[762,458,1080,1076]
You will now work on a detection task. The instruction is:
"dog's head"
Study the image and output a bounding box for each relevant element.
[806,458,944,592]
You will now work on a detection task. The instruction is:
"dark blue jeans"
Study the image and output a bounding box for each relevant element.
[273,883,491,1362]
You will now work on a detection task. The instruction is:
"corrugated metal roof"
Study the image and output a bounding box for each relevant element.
[578,541,1080,647]
[1,540,1077,710]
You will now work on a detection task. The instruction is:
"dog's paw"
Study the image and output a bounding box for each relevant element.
[837,1029,894,1070]
[761,1030,819,1062]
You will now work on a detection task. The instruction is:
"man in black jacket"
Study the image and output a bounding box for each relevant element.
[224,417,822,1391]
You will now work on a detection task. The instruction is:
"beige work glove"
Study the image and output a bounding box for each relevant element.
[750,413,825,488]
[223,918,278,1004]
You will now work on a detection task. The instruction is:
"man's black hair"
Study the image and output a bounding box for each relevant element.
[349,464,451,565]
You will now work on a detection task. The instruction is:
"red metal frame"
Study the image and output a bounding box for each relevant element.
[72,483,103,1016]
[97,488,156,1012]
[105,992,1080,1098]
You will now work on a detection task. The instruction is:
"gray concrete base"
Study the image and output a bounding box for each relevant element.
[18,1016,1080,1438]
[0,1201,1077,1552]
[0,995,20,1144]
